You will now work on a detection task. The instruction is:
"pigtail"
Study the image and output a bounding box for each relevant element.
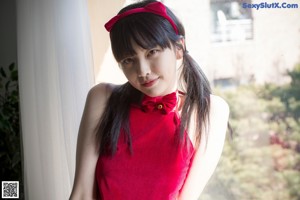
[167,3,211,147]
[97,83,142,156]
[179,51,211,147]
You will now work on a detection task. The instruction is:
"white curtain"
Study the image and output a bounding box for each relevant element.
[17,0,94,199]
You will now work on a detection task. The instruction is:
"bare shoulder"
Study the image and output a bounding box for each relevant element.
[209,94,230,116]
[70,83,119,200]
[178,95,230,200]
[87,82,117,103]
[81,82,119,123]
[206,94,230,137]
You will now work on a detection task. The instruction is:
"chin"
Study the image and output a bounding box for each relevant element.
[144,88,175,98]
[133,81,175,97]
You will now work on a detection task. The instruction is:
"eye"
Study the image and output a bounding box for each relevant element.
[120,57,134,66]
[147,49,160,57]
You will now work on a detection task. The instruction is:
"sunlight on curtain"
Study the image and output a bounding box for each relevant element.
[17,0,94,199]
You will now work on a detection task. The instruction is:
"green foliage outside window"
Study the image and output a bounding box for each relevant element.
[0,63,24,199]
[201,63,300,200]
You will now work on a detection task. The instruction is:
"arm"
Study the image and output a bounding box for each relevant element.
[69,83,113,200]
[178,95,230,200]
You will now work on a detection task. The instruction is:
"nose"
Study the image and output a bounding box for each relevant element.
[136,59,151,77]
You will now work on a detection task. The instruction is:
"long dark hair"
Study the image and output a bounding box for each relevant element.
[97,0,211,156]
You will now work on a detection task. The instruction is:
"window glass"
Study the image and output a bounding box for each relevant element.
[210,0,253,42]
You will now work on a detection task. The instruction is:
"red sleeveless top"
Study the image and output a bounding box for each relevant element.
[96,92,195,200]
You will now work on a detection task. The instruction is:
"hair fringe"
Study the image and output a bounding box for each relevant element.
[97,83,142,156]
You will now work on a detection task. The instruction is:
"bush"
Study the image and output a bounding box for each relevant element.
[0,63,24,199]
[200,64,300,200]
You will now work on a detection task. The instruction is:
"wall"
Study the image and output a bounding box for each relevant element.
[87,0,126,83]
[166,0,300,84]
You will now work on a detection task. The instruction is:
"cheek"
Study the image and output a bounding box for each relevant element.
[158,57,177,75]
[122,67,133,77]
[122,68,138,84]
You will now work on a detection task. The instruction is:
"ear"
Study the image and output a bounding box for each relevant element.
[175,45,183,60]
[175,37,185,60]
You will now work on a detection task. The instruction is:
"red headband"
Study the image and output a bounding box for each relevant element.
[104,2,179,34]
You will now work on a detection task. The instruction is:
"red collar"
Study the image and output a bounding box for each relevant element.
[141,92,177,114]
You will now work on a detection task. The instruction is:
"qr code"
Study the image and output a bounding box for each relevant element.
[2,181,19,199]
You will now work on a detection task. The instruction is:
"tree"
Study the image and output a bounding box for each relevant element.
[200,63,300,200]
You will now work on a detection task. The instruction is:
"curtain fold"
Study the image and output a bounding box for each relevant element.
[17,0,94,199]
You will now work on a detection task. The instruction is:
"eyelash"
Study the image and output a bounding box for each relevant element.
[121,58,134,65]
[148,49,159,57]
[120,49,160,65]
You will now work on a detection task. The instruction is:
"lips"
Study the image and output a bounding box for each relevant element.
[141,78,159,87]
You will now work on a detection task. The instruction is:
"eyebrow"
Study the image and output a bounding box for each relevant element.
[121,53,137,59]
[120,45,163,60]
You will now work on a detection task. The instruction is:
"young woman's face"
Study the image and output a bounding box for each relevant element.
[119,42,183,97]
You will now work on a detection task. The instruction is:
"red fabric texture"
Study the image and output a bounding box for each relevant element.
[96,92,195,200]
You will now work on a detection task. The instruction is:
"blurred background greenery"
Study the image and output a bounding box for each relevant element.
[200,63,300,200]
[0,63,23,199]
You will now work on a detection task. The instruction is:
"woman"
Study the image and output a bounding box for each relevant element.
[70,1,229,199]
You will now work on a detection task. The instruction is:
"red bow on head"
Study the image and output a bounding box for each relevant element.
[141,92,177,114]
[104,2,179,34]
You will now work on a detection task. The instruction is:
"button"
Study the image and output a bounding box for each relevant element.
[157,104,163,109]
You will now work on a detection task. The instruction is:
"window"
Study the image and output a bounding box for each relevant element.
[210,0,253,43]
